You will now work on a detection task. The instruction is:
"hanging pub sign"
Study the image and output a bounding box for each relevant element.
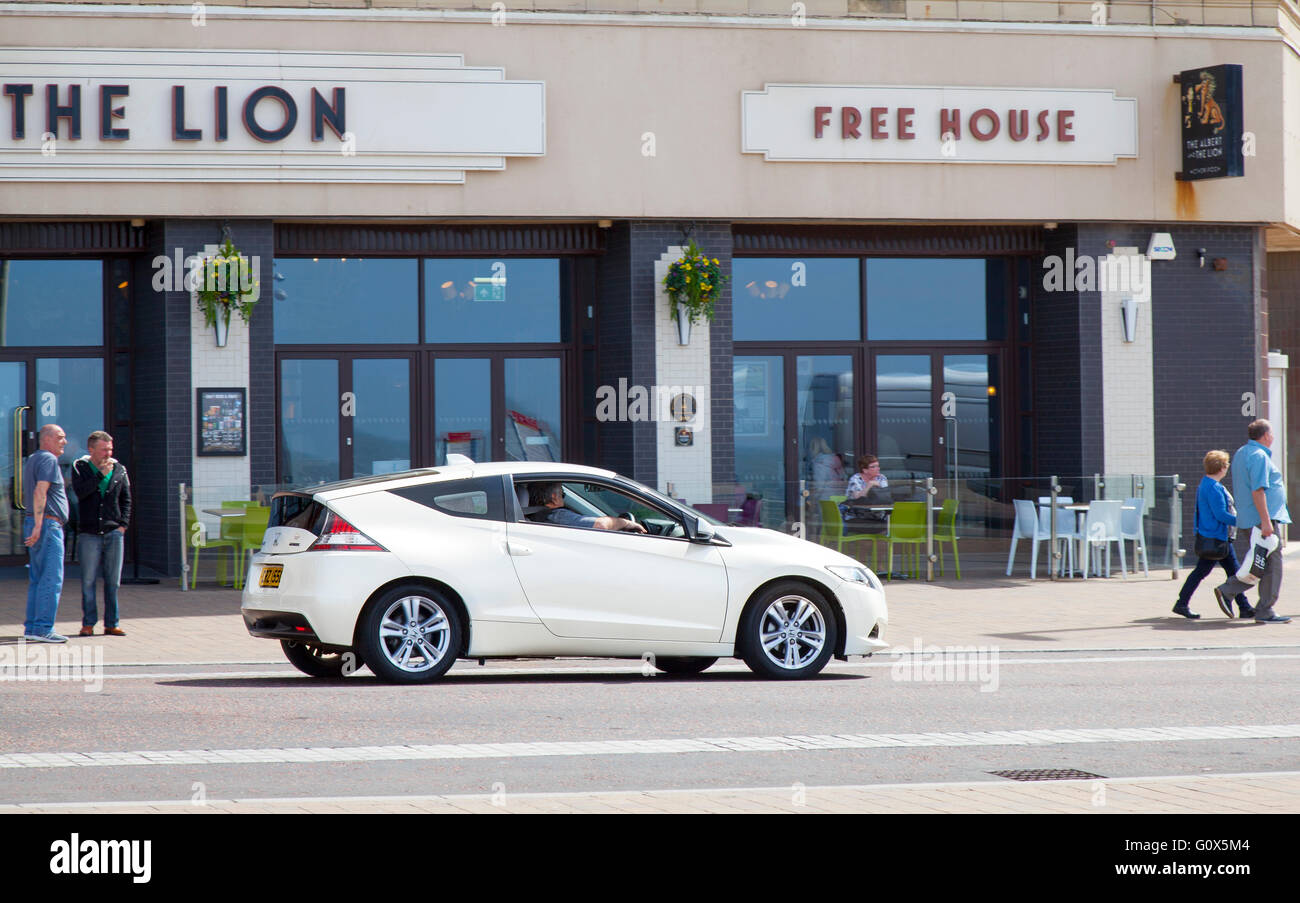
[1176,64,1244,181]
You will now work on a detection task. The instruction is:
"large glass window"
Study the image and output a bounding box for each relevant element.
[867,258,1005,340]
[425,259,561,343]
[273,259,418,344]
[734,355,785,528]
[352,359,411,477]
[434,358,490,465]
[280,359,339,485]
[36,357,105,469]
[504,358,561,462]
[875,355,932,480]
[0,260,103,346]
[799,355,853,504]
[733,258,859,342]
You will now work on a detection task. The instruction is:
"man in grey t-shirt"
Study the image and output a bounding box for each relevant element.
[23,424,69,643]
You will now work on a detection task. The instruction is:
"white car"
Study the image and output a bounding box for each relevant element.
[241,460,889,683]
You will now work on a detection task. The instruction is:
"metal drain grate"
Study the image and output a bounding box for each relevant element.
[989,769,1107,782]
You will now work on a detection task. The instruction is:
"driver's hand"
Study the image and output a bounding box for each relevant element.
[624,520,647,533]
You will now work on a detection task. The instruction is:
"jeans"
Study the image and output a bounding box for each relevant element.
[1177,544,1250,611]
[23,516,65,637]
[78,530,124,628]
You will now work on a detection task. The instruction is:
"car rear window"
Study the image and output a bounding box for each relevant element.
[269,493,327,532]
[388,477,505,522]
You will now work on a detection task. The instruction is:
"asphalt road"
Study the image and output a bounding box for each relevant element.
[3,648,1299,806]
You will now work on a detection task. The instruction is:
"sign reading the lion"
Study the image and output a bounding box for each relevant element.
[1177,63,1244,181]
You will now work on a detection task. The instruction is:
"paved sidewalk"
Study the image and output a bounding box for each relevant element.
[8,771,1298,814]
[2,546,1298,666]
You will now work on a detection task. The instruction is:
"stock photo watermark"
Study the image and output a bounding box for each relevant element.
[888,639,1000,692]
[151,245,261,301]
[1041,249,1151,295]
[49,834,151,884]
[595,379,709,425]
[0,641,104,693]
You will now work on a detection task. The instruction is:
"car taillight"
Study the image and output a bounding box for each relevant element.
[308,512,386,552]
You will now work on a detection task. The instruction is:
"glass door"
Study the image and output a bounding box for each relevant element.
[1,361,28,561]
[278,355,414,484]
[427,352,565,465]
[734,352,857,530]
[871,351,1004,492]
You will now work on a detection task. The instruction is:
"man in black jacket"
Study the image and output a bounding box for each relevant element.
[71,430,132,637]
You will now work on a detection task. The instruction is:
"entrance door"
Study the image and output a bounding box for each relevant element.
[734,352,857,529]
[2,362,29,561]
[278,355,414,484]
[872,351,1003,488]
[427,352,566,465]
[0,355,106,562]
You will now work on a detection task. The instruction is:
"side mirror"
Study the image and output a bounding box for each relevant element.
[686,515,716,544]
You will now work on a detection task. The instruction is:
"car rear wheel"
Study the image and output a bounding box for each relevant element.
[358,586,462,684]
[280,640,363,678]
[653,656,718,675]
[739,582,836,679]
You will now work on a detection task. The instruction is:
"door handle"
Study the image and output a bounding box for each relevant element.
[13,405,29,510]
[507,541,532,556]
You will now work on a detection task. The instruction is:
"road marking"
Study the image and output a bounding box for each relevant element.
[12,769,1300,811]
[1,723,1298,770]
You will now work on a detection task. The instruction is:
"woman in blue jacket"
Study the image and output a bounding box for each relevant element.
[1174,450,1255,619]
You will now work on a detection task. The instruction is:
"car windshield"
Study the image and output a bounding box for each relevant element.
[611,479,724,526]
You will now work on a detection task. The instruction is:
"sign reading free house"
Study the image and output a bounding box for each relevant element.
[0,48,546,183]
[743,84,1137,165]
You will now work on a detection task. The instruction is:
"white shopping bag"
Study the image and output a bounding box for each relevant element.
[1235,527,1279,585]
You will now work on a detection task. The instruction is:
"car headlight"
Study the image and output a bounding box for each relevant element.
[826,565,883,593]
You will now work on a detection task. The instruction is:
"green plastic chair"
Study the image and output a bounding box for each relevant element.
[220,500,258,542]
[238,506,272,583]
[885,502,927,580]
[819,500,879,569]
[934,498,961,579]
[185,505,243,589]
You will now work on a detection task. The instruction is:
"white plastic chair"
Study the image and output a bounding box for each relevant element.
[1008,499,1055,579]
[1037,496,1080,577]
[1120,496,1149,577]
[1082,499,1127,579]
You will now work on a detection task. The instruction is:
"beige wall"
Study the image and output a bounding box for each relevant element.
[3,9,1297,227]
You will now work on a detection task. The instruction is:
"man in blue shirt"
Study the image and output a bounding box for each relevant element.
[1214,420,1292,624]
[23,424,70,643]
[531,483,645,533]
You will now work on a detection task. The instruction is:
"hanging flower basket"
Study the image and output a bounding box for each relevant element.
[195,237,259,346]
[663,241,726,344]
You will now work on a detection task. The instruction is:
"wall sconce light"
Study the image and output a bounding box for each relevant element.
[1197,248,1207,268]
[1120,297,1140,343]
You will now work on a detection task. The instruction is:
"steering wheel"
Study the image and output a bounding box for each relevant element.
[617,511,644,533]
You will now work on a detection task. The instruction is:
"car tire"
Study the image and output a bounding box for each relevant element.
[653,656,718,675]
[358,585,462,684]
[739,582,837,679]
[280,640,364,678]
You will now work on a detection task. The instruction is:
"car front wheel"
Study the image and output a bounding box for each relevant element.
[358,586,462,684]
[739,582,837,679]
[281,640,363,678]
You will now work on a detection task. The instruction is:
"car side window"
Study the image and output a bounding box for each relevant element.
[388,477,506,522]
[522,480,686,538]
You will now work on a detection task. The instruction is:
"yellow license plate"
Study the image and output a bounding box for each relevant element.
[259,565,283,588]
